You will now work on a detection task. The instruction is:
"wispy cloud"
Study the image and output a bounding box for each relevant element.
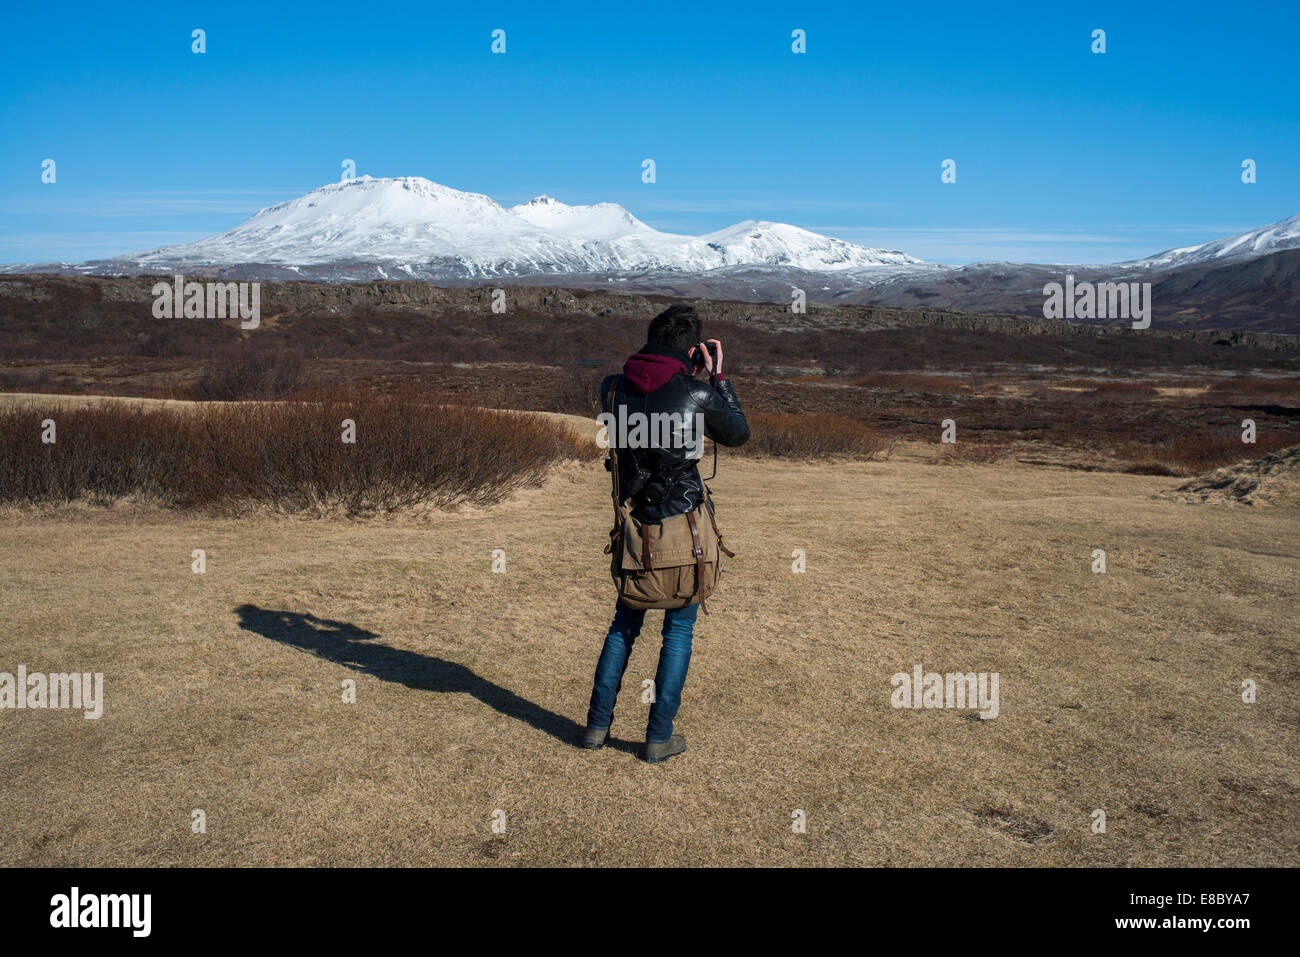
[0,188,307,218]
[0,179,1270,267]
[0,187,313,263]
[0,231,208,261]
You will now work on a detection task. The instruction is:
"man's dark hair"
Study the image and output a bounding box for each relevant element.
[646,304,702,355]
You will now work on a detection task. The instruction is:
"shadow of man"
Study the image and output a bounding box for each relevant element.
[234,604,635,753]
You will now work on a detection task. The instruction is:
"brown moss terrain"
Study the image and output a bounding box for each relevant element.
[1,275,1296,865]
[1,449,1295,866]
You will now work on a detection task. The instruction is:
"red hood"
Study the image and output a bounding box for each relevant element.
[622,351,690,394]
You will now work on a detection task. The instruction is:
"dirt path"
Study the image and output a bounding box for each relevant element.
[0,456,1296,865]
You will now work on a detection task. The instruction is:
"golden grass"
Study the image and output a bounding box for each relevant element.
[1,451,1296,866]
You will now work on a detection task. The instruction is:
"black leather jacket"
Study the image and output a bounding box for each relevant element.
[601,357,750,523]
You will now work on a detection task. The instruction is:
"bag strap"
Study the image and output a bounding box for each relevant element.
[703,487,736,558]
[707,496,738,556]
[698,404,727,555]
[602,375,623,555]
[686,510,708,615]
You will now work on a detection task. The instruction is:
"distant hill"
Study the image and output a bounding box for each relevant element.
[1,176,1296,332]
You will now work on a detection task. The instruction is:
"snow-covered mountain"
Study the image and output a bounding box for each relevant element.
[113,176,923,277]
[3,180,1294,329]
[1129,213,1300,270]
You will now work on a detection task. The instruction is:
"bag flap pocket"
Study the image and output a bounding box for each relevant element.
[620,505,718,571]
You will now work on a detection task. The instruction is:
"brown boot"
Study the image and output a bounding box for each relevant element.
[642,734,686,763]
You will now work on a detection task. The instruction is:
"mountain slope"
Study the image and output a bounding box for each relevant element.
[1,178,1294,330]
[112,176,923,277]
[1130,213,1300,270]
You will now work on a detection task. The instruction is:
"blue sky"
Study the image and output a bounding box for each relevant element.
[1,0,1296,265]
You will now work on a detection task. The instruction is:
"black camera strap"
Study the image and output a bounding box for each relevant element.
[602,375,624,557]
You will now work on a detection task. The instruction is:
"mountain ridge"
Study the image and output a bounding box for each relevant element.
[2,176,1296,331]
[111,175,924,276]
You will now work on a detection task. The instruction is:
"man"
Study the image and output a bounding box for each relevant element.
[582,304,750,763]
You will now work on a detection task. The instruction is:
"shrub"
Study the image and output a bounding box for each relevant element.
[1084,381,1160,399]
[1122,431,1296,476]
[0,368,55,393]
[552,366,610,417]
[189,344,304,400]
[847,373,971,394]
[941,442,1008,465]
[737,411,892,459]
[0,386,595,514]
[1204,378,1300,398]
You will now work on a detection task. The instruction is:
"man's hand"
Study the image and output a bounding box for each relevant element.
[698,338,724,380]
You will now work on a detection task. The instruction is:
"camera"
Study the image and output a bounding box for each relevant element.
[694,340,718,369]
[623,462,669,506]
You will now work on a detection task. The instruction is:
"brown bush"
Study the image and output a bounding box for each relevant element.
[0,368,56,393]
[1122,431,1297,476]
[550,362,615,417]
[1205,377,1300,398]
[941,442,1009,465]
[0,387,595,513]
[188,344,304,401]
[847,373,971,394]
[737,411,892,459]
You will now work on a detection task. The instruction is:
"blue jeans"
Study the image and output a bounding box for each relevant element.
[587,601,698,742]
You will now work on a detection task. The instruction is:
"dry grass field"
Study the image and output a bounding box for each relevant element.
[1,427,1296,866]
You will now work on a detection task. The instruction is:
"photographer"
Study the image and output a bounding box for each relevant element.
[582,304,749,764]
